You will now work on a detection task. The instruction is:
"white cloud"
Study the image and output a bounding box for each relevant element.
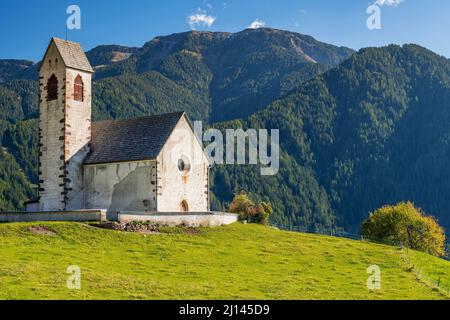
[248,19,266,29]
[375,0,404,6]
[188,9,216,30]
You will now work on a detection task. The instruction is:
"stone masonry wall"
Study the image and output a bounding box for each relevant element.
[39,43,66,211]
[64,69,92,210]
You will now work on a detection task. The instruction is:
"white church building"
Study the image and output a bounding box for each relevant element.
[33,37,213,218]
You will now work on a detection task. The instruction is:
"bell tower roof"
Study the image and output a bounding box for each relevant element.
[39,37,94,73]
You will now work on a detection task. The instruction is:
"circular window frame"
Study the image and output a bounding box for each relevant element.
[177,155,192,176]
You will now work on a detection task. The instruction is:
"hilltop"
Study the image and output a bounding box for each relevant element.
[0,222,448,300]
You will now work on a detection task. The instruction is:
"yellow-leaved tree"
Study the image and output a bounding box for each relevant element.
[361,202,446,257]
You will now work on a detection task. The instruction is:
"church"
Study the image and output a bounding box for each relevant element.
[33,38,211,216]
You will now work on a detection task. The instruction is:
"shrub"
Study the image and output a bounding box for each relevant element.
[254,202,272,225]
[229,192,254,220]
[361,202,446,257]
[229,192,272,225]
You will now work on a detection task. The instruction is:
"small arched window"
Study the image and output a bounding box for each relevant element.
[47,74,58,101]
[74,75,84,102]
[180,200,189,212]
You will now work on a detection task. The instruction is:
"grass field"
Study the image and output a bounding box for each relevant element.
[0,222,448,300]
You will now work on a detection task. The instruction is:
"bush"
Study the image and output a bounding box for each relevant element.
[361,202,446,257]
[229,192,272,225]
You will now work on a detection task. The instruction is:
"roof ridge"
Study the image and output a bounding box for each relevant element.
[92,111,185,125]
[52,37,81,46]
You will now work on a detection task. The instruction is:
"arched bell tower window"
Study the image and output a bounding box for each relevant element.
[47,74,58,101]
[74,74,84,102]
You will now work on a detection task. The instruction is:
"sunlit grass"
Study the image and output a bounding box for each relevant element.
[0,222,448,300]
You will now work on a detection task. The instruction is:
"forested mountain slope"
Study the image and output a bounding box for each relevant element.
[211,44,450,232]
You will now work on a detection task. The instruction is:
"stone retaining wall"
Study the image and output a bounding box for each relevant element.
[0,210,237,226]
[118,212,238,227]
[0,210,107,223]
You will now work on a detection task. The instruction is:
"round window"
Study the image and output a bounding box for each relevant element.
[177,155,192,176]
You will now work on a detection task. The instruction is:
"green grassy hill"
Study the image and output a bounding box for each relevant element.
[0,222,448,300]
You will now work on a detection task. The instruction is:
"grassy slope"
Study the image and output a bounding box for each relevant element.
[0,222,448,300]
[407,250,450,292]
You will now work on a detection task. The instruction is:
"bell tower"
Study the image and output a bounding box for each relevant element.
[38,38,94,211]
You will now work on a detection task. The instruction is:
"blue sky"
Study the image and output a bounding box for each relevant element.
[1,0,449,61]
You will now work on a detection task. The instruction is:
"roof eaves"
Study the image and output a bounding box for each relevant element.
[83,157,157,166]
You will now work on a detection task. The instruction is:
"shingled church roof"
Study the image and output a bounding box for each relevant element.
[40,37,94,73]
[84,112,186,165]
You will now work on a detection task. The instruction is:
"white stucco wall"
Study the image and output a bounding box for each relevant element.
[156,116,210,212]
[84,160,157,212]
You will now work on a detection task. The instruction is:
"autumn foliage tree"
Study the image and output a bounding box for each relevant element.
[229,192,272,225]
[361,202,446,257]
